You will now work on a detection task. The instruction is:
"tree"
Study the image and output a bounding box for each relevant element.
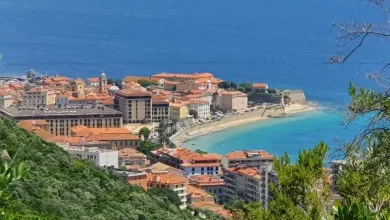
[333,201,390,220]
[136,140,159,155]
[137,79,157,88]
[148,188,182,207]
[239,82,253,93]
[189,109,198,119]
[218,81,231,89]
[195,149,207,154]
[107,78,123,89]
[139,127,151,140]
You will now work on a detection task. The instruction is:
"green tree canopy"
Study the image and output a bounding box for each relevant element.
[138,79,158,88]
[195,149,207,154]
[148,188,182,207]
[139,127,151,139]
[189,109,199,119]
[137,140,160,155]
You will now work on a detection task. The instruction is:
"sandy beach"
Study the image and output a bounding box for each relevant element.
[170,103,318,145]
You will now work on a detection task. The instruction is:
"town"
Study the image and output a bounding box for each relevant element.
[0,70,333,218]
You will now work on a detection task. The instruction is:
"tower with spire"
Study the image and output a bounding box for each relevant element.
[99,71,108,94]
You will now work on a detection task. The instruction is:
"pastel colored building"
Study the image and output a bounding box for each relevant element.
[223,165,270,208]
[65,146,118,168]
[23,87,57,106]
[152,97,170,122]
[113,170,148,190]
[118,148,147,167]
[189,175,225,198]
[214,90,248,112]
[187,100,211,119]
[169,101,189,121]
[222,150,274,169]
[0,90,13,109]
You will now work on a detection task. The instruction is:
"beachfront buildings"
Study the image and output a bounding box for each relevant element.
[169,101,189,121]
[0,90,13,109]
[64,146,118,168]
[152,97,170,122]
[115,89,152,124]
[0,105,123,136]
[222,150,274,169]
[187,100,211,119]
[189,175,225,198]
[149,147,222,176]
[23,87,57,106]
[213,90,248,112]
[147,171,188,208]
[223,165,270,208]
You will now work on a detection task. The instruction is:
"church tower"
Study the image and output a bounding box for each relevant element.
[99,71,108,94]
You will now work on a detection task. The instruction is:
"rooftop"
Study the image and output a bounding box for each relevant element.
[186,184,213,200]
[116,89,151,97]
[225,150,273,160]
[1,105,122,118]
[119,148,146,159]
[147,172,187,185]
[252,83,268,89]
[189,175,225,186]
[227,166,261,179]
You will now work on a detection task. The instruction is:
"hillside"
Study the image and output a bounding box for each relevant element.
[0,118,221,220]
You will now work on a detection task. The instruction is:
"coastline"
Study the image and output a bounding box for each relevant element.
[170,103,317,146]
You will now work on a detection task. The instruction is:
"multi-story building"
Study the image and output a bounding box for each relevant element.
[152,72,216,83]
[71,79,85,98]
[0,105,123,136]
[187,100,211,119]
[149,147,222,176]
[189,175,225,198]
[0,90,13,109]
[64,146,118,168]
[23,87,57,106]
[214,90,248,112]
[70,125,140,148]
[114,170,148,190]
[223,165,269,208]
[169,101,189,121]
[152,97,170,122]
[118,148,147,168]
[115,89,152,124]
[222,150,274,169]
[87,78,100,87]
[147,171,188,208]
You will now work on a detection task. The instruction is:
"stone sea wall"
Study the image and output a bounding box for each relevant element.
[283,90,306,104]
[170,106,285,146]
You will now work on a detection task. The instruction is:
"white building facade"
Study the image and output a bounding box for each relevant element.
[66,146,119,168]
[188,100,211,119]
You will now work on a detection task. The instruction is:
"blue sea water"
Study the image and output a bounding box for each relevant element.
[0,0,387,160]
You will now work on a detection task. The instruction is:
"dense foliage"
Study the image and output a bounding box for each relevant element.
[137,140,160,155]
[194,149,207,154]
[107,78,123,89]
[148,188,182,207]
[137,79,158,88]
[189,110,198,119]
[0,119,217,220]
[138,127,151,140]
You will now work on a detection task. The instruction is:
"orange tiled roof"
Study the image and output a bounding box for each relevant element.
[119,148,146,159]
[187,184,213,199]
[8,83,24,89]
[225,150,273,160]
[253,83,268,89]
[88,78,100,83]
[153,72,214,79]
[220,90,247,96]
[189,175,225,186]
[192,201,232,218]
[147,172,187,185]
[227,166,261,179]
[116,89,151,97]
[169,101,188,108]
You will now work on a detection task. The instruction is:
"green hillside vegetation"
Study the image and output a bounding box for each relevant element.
[0,119,222,220]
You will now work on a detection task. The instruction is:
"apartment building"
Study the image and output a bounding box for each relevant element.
[152,97,170,122]
[118,148,147,168]
[0,105,123,136]
[222,150,274,169]
[147,171,188,208]
[23,87,57,106]
[214,90,248,112]
[87,78,100,87]
[115,89,152,123]
[0,90,13,109]
[169,101,189,121]
[114,170,148,190]
[71,125,140,148]
[189,175,225,198]
[187,100,211,119]
[223,165,269,208]
[149,147,222,176]
[64,146,118,168]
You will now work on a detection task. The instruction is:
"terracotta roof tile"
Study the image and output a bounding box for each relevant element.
[225,150,273,160]
[116,89,151,97]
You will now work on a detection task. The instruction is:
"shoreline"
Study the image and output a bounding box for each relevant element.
[170,103,318,146]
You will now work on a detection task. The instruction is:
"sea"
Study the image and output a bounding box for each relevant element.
[0,0,388,161]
